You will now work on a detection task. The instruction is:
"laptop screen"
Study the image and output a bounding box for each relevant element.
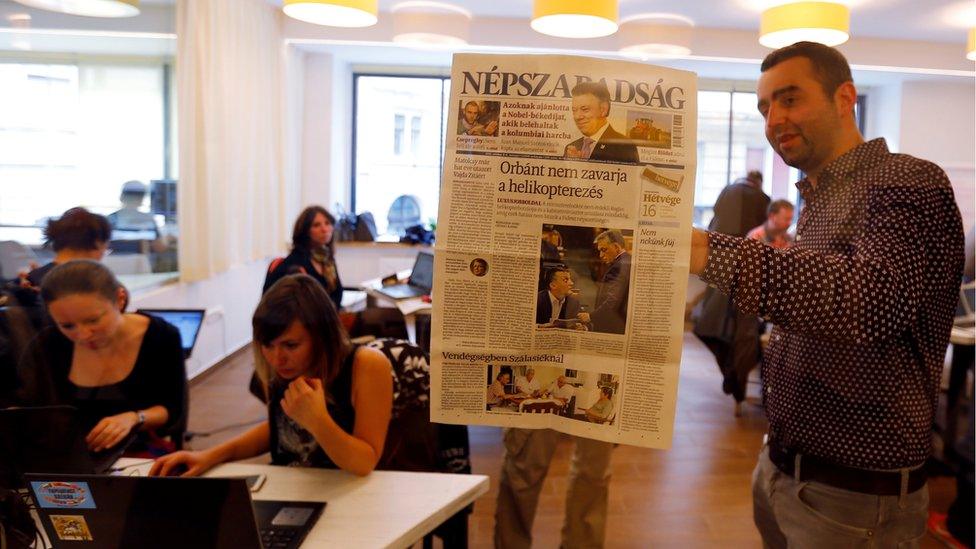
[137,309,205,357]
[408,252,434,289]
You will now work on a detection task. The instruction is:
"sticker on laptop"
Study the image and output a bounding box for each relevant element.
[31,481,97,509]
[50,515,94,541]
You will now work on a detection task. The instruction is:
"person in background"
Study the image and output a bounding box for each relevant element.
[577,230,631,334]
[747,199,795,249]
[20,207,112,295]
[264,206,343,309]
[689,41,964,547]
[584,386,614,424]
[709,170,769,236]
[487,371,515,407]
[17,260,185,456]
[151,275,392,477]
[514,368,541,398]
[107,180,166,254]
[495,372,615,549]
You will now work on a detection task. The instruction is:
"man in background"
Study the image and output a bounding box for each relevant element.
[564,82,639,163]
[514,368,541,398]
[536,267,581,326]
[108,180,166,254]
[747,199,795,249]
[578,230,631,334]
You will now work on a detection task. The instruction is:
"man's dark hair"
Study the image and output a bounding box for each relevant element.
[545,266,571,288]
[760,41,853,97]
[570,81,611,105]
[768,199,794,216]
[594,229,626,248]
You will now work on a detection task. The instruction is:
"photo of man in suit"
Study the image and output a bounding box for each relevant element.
[536,266,582,327]
[457,100,498,136]
[578,229,631,334]
[564,82,639,164]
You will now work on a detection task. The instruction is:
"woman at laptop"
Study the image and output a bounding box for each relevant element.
[151,275,392,477]
[262,206,343,309]
[17,260,186,455]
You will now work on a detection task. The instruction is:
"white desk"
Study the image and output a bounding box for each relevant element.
[123,461,487,548]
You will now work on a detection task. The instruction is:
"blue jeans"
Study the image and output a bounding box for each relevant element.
[752,445,928,548]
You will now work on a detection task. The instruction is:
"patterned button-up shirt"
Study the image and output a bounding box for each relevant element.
[700,139,964,470]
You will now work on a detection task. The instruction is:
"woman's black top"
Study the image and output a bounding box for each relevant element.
[262,247,343,308]
[268,347,358,469]
[19,314,187,439]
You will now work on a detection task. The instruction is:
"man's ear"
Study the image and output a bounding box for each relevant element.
[600,101,610,118]
[833,81,857,117]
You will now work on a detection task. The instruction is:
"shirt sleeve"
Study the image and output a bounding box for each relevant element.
[699,183,931,345]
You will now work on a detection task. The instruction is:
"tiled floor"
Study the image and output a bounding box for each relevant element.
[185,333,956,548]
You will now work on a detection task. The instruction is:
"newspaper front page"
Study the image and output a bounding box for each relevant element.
[430,54,697,449]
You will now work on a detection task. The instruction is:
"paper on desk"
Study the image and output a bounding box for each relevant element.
[429,53,697,449]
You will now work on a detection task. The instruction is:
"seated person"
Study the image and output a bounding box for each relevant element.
[151,274,392,477]
[17,260,185,455]
[536,267,581,327]
[584,386,614,424]
[544,375,575,405]
[13,207,111,307]
[264,206,343,309]
[107,180,166,254]
[487,371,515,407]
[514,368,541,398]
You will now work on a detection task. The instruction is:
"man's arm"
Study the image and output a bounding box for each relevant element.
[693,181,959,344]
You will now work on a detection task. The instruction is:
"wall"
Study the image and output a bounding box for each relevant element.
[129,260,266,379]
[899,80,976,234]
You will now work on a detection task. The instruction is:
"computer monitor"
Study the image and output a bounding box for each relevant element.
[150,179,178,223]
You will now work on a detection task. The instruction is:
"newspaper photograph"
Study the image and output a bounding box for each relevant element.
[430,53,697,449]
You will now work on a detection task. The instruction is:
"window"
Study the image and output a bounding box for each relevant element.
[353,74,449,235]
[0,61,178,277]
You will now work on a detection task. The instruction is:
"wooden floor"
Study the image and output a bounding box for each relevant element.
[186,333,956,548]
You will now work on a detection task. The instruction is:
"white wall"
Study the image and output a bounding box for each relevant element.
[899,80,976,234]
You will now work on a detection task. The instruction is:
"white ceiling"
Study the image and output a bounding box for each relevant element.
[139,0,975,44]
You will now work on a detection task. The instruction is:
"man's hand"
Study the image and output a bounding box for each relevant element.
[565,145,582,158]
[281,376,329,432]
[484,120,498,135]
[577,312,590,323]
[690,228,710,275]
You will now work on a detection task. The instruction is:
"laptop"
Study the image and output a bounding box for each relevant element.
[0,406,132,489]
[375,251,434,300]
[137,308,206,358]
[26,473,325,549]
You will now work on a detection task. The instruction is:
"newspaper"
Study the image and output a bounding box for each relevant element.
[430,54,697,449]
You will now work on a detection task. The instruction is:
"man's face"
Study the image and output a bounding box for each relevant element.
[572,93,609,137]
[526,371,534,381]
[548,271,572,299]
[757,57,846,175]
[500,373,510,384]
[463,103,480,125]
[596,239,620,264]
[768,207,794,233]
[556,376,566,387]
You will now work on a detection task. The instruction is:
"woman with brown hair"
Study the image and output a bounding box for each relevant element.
[262,206,343,308]
[151,274,392,477]
[18,260,185,454]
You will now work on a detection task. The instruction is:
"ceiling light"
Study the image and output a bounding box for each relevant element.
[968,29,976,61]
[11,0,138,18]
[759,1,849,49]
[392,2,471,46]
[282,0,377,28]
[618,14,693,59]
[531,0,618,39]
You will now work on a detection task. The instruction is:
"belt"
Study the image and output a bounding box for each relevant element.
[767,440,926,496]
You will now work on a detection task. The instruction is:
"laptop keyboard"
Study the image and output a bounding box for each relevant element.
[260,528,297,548]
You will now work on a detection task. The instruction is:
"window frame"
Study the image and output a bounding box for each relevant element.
[350,72,449,214]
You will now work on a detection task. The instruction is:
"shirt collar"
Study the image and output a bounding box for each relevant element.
[796,138,889,200]
[588,120,610,144]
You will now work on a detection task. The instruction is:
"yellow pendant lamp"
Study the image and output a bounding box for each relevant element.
[759,1,850,49]
[11,0,139,18]
[282,0,378,28]
[531,0,618,39]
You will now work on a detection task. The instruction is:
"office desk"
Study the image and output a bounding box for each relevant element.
[360,269,432,344]
[121,461,488,548]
